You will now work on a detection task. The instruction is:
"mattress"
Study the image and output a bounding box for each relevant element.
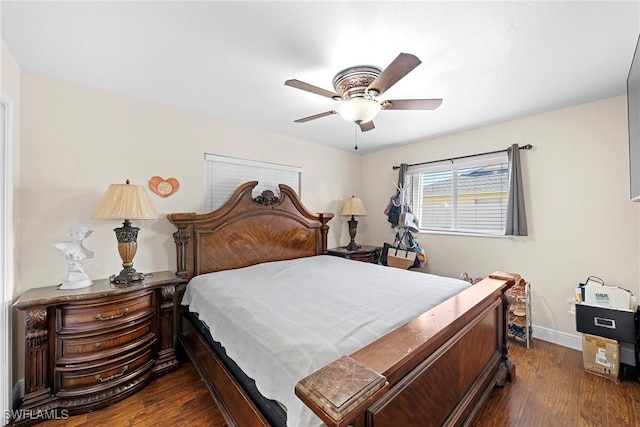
[182,255,470,427]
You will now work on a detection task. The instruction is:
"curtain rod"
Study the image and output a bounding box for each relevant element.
[392,144,533,170]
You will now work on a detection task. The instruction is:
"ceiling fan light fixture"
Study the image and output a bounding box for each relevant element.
[338,98,381,124]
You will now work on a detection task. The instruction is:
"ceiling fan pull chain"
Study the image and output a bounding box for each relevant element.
[354,124,358,150]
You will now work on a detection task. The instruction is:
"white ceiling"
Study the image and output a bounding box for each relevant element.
[2,1,639,154]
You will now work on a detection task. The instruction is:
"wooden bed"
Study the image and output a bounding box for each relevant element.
[168,181,520,427]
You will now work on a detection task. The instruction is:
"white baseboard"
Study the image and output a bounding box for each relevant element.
[531,323,582,350]
[12,379,23,409]
[532,323,636,366]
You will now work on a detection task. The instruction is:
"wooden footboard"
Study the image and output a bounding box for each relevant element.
[296,272,519,427]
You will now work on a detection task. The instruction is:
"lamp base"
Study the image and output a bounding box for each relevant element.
[345,215,361,251]
[345,241,361,251]
[111,219,146,286]
[109,268,145,285]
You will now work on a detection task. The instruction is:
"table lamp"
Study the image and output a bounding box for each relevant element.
[340,196,367,251]
[94,179,158,284]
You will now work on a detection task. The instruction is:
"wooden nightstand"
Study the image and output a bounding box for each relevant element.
[326,245,383,264]
[12,271,186,426]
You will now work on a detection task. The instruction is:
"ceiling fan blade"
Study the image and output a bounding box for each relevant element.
[359,121,375,132]
[285,79,341,99]
[367,53,422,96]
[294,110,337,123]
[382,99,443,110]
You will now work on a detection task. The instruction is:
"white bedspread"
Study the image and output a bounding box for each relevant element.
[182,255,470,427]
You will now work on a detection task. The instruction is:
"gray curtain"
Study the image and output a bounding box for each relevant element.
[505,144,528,236]
[397,163,408,188]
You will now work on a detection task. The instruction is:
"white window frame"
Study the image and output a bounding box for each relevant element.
[204,154,302,211]
[407,151,510,237]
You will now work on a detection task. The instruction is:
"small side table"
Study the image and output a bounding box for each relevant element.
[326,245,382,264]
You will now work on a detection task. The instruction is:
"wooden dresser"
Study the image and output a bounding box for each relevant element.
[12,271,186,426]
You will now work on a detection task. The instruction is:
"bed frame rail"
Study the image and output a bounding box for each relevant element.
[179,309,270,427]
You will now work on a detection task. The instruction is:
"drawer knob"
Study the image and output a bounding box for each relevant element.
[94,342,102,349]
[95,307,129,321]
[94,365,128,383]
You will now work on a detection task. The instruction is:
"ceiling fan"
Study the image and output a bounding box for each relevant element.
[285,53,442,132]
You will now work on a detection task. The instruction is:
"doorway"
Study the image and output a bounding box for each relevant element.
[1,93,14,426]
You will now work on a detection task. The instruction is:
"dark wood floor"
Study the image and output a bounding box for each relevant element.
[33,339,639,427]
[471,340,640,427]
[33,360,226,427]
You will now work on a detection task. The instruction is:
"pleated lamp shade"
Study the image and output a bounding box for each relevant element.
[94,181,158,220]
[340,196,367,217]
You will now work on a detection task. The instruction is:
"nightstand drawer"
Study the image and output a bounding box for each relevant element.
[59,319,154,359]
[58,290,154,331]
[56,339,155,397]
[347,252,377,263]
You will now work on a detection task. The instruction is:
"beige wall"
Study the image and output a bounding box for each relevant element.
[18,71,361,293]
[13,71,362,382]
[360,95,639,338]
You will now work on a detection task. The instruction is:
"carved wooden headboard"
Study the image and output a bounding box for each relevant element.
[168,181,334,280]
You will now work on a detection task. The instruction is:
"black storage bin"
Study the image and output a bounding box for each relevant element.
[575,304,638,343]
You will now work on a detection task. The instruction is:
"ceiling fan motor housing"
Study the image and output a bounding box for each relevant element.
[332,66,382,100]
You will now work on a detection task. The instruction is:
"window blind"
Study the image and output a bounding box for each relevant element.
[407,151,509,235]
[204,154,301,211]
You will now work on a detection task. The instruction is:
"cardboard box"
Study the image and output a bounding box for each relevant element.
[582,334,620,381]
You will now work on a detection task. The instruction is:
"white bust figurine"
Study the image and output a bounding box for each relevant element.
[55,223,94,290]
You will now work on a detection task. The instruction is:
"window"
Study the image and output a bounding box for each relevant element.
[204,154,301,211]
[406,151,509,235]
